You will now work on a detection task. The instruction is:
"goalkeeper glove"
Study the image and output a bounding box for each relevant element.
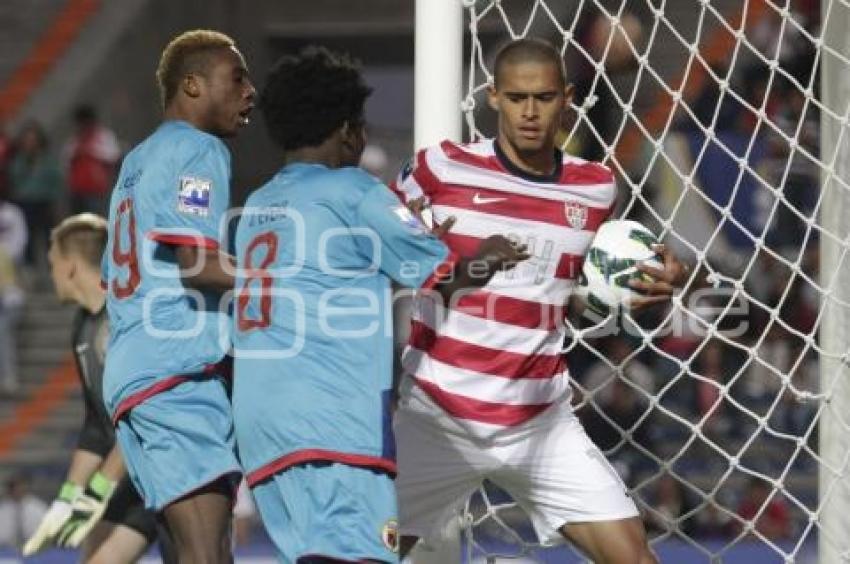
[56,472,116,548]
[22,481,81,555]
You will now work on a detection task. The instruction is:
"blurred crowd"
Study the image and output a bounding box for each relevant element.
[0,105,119,396]
[563,0,822,545]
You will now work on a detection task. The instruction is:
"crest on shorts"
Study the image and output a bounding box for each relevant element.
[382,519,399,552]
[178,176,211,216]
[564,200,588,230]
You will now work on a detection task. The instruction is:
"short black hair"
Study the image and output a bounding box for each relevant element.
[493,38,566,88]
[260,46,372,151]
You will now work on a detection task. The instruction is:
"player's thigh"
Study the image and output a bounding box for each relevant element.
[81,521,149,564]
[161,478,234,560]
[162,477,234,537]
[491,415,638,546]
[252,463,399,563]
[394,405,490,544]
[561,517,657,564]
[117,376,241,510]
[100,478,178,563]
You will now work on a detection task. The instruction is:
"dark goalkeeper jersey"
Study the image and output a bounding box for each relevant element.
[71,305,113,456]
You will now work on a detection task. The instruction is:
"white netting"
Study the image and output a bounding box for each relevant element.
[451,0,850,562]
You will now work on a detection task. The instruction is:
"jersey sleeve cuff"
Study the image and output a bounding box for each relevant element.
[147,230,219,250]
[421,250,459,291]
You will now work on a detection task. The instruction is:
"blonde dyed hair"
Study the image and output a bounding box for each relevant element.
[156,29,235,109]
[51,213,108,268]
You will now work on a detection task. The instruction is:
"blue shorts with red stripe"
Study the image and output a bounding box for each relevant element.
[115,373,241,511]
[251,462,399,563]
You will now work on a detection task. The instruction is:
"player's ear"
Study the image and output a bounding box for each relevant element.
[341,120,366,154]
[563,83,575,110]
[487,83,499,112]
[183,73,202,99]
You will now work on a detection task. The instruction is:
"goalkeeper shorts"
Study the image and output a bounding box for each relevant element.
[115,373,241,511]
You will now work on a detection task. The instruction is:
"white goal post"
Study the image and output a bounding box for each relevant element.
[818,2,850,563]
[412,1,850,563]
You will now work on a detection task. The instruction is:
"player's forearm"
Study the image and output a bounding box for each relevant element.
[97,444,126,483]
[175,246,235,291]
[66,449,104,487]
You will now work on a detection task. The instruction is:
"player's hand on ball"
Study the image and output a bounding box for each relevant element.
[629,244,689,309]
[22,482,81,555]
[475,235,531,274]
[56,472,116,548]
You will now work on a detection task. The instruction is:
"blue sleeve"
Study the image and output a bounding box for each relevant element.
[149,137,230,250]
[355,182,455,289]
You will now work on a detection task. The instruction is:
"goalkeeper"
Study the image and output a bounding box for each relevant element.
[23,214,175,563]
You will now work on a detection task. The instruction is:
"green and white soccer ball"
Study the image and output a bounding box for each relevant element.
[576,220,664,316]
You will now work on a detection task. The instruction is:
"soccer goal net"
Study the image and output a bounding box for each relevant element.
[415,0,850,562]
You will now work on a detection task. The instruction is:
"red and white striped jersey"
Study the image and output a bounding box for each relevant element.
[392,138,617,438]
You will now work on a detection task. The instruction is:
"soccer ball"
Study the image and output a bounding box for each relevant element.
[576,220,664,316]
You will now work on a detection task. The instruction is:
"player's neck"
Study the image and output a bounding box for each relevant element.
[76,273,106,314]
[284,144,343,169]
[163,104,209,135]
[494,136,559,180]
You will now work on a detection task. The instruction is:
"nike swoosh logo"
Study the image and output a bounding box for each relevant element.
[472,193,508,205]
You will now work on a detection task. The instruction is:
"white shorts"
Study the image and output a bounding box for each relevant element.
[393,391,639,546]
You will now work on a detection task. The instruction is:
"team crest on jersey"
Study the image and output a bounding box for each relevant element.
[381,519,399,552]
[177,176,211,216]
[564,200,588,230]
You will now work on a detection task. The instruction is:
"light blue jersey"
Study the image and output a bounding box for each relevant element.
[102,120,231,420]
[233,163,451,485]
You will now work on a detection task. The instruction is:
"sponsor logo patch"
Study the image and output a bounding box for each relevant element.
[177,176,211,216]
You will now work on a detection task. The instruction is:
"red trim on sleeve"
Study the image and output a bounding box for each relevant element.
[420,251,459,291]
[147,232,219,250]
[411,148,441,198]
[440,140,504,172]
[245,449,398,488]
